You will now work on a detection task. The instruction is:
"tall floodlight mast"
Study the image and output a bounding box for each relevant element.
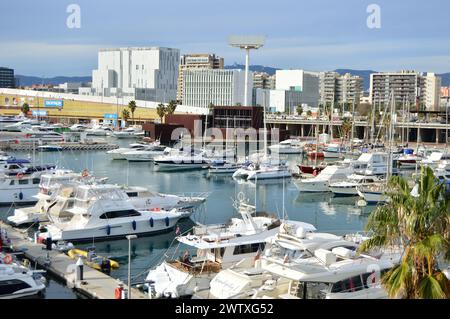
[228,36,265,106]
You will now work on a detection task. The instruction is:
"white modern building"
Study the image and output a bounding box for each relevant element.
[275,70,320,106]
[177,53,224,104]
[183,69,252,108]
[91,47,179,102]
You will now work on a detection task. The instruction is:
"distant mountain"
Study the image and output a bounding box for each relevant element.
[15,75,92,87]
[224,63,280,75]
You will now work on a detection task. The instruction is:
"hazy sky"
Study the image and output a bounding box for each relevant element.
[1,0,449,76]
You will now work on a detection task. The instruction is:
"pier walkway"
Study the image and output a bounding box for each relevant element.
[0,221,148,299]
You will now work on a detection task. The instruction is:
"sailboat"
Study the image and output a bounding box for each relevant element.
[357,91,395,204]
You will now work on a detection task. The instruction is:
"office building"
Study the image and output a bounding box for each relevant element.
[177,53,224,103]
[0,67,15,88]
[91,47,179,102]
[183,69,252,108]
[253,72,275,89]
[275,70,320,106]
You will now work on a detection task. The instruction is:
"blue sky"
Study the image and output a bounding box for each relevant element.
[0,0,449,76]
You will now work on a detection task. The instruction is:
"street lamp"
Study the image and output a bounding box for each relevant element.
[126,234,137,299]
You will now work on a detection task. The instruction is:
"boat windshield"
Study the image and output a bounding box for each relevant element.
[75,187,127,202]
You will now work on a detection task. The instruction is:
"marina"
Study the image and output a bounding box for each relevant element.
[0,132,448,299]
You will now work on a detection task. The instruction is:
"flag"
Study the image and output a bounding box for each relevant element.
[283,254,290,264]
[175,225,180,235]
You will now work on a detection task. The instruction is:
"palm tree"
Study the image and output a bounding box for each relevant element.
[156,103,167,123]
[341,118,352,140]
[166,100,177,115]
[21,103,30,116]
[296,106,303,116]
[359,166,450,299]
[121,109,130,126]
[128,100,137,124]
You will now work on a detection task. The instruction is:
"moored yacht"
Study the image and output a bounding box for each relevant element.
[144,196,306,299]
[294,163,354,193]
[106,143,148,160]
[38,184,188,242]
[329,174,385,197]
[123,144,169,162]
[153,149,208,171]
[112,127,144,138]
[0,259,46,299]
[269,139,304,155]
[7,170,83,226]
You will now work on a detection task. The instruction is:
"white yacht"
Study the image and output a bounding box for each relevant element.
[69,124,88,132]
[123,144,169,162]
[208,160,241,175]
[195,223,360,299]
[154,149,208,171]
[0,261,46,299]
[144,197,308,299]
[353,152,390,176]
[112,127,144,139]
[233,159,292,181]
[107,143,148,160]
[294,163,354,193]
[38,184,187,242]
[85,125,113,136]
[0,165,57,205]
[356,183,389,204]
[420,152,443,168]
[329,174,385,197]
[269,139,304,155]
[323,144,344,158]
[7,170,83,226]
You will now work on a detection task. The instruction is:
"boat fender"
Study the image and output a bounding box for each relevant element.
[149,218,154,228]
[132,220,136,231]
[115,286,123,300]
[19,192,24,200]
[4,254,13,264]
[106,225,111,236]
[165,216,169,227]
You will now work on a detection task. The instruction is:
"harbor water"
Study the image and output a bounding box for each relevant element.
[0,137,377,298]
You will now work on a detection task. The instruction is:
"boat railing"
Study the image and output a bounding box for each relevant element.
[168,259,221,275]
[172,191,211,200]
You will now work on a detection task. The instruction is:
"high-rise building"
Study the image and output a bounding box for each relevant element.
[253,72,275,89]
[183,69,252,108]
[319,72,363,106]
[91,47,179,102]
[423,73,441,111]
[370,71,441,110]
[275,70,319,106]
[177,54,224,104]
[0,67,15,88]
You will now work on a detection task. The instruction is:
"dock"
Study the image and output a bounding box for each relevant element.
[1,141,119,151]
[0,221,148,299]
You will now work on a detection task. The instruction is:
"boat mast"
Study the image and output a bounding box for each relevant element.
[350,99,355,150]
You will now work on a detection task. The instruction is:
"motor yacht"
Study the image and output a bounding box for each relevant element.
[323,144,344,158]
[233,158,292,181]
[112,127,144,139]
[269,139,304,155]
[0,165,56,205]
[194,222,360,299]
[208,160,241,175]
[144,196,305,299]
[38,184,187,242]
[154,149,208,171]
[294,163,354,193]
[7,170,83,226]
[86,125,113,136]
[353,152,390,176]
[106,143,148,160]
[0,259,46,299]
[123,144,169,162]
[329,174,385,197]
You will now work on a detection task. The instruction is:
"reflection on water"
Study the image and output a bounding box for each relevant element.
[0,139,377,291]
